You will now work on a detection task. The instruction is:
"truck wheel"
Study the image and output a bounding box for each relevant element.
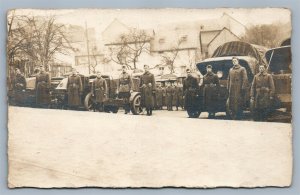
[131,94,143,115]
[186,107,201,118]
[111,106,119,113]
[84,93,95,111]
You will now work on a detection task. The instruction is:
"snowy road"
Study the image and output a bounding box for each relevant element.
[8,106,292,188]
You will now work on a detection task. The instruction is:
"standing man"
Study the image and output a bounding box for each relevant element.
[203,65,220,119]
[227,57,248,119]
[172,82,178,110]
[36,65,51,108]
[183,68,199,115]
[165,82,174,111]
[117,65,133,114]
[177,83,184,110]
[92,71,107,112]
[250,64,275,121]
[67,68,83,110]
[13,68,26,106]
[155,83,164,110]
[140,64,156,116]
[162,83,167,109]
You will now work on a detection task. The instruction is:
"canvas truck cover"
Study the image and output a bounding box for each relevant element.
[212,41,267,65]
[265,46,291,73]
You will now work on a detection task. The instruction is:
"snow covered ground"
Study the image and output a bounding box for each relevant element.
[7,106,292,188]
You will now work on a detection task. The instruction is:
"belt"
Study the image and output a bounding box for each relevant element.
[256,87,270,92]
[204,84,216,87]
[188,87,197,90]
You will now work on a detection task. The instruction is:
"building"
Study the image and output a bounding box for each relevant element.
[101,13,245,76]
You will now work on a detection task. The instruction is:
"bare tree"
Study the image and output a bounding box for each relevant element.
[160,38,184,74]
[7,14,74,71]
[107,28,151,69]
[241,23,290,48]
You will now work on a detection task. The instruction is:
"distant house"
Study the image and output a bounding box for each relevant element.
[102,19,154,70]
[200,27,241,58]
[150,13,244,75]
[102,18,132,46]
[101,14,245,75]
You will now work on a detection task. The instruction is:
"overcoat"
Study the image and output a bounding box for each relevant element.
[250,72,275,110]
[92,77,107,103]
[67,74,83,106]
[140,71,156,109]
[36,72,51,105]
[183,75,199,108]
[227,65,248,117]
[203,72,220,112]
[165,86,174,108]
[155,86,164,108]
[13,73,26,104]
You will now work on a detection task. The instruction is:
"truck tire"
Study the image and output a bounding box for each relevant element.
[186,107,201,118]
[84,92,95,111]
[130,94,143,115]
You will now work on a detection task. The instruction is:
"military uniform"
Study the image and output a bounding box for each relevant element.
[166,85,174,111]
[118,72,133,113]
[250,71,275,120]
[155,86,164,110]
[183,75,199,110]
[178,85,184,110]
[92,77,107,111]
[140,71,156,115]
[36,71,51,107]
[203,72,220,118]
[67,74,83,108]
[13,73,26,105]
[162,86,166,109]
[227,65,248,119]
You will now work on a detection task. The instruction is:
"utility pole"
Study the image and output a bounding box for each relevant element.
[85,21,91,74]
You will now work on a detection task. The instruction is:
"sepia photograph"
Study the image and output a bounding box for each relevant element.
[7,8,292,188]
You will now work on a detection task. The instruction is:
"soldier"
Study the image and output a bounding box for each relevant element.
[173,82,183,111]
[162,83,167,109]
[165,82,174,111]
[67,68,83,110]
[177,83,184,110]
[203,64,220,119]
[183,68,199,115]
[227,57,248,120]
[30,66,40,77]
[250,64,275,121]
[35,65,51,108]
[92,71,108,112]
[155,83,164,110]
[140,64,156,116]
[117,65,133,114]
[13,68,26,106]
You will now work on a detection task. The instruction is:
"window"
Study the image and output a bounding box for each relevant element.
[181,35,188,42]
[159,38,165,44]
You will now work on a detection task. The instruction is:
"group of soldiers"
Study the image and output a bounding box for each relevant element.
[12,56,276,120]
[12,65,51,108]
[197,56,275,120]
[155,82,184,111]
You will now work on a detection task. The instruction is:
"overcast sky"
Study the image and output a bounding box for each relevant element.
[11,8,291,35]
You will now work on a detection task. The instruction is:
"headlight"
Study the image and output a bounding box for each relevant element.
[217,71,223,78]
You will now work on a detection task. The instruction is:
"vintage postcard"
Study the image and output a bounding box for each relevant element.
[7,8,292,188]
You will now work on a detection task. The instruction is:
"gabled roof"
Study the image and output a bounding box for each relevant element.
[102,19,131,45]
[207,27,241,47]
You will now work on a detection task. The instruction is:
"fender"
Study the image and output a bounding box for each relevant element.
[129,91,141,102]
